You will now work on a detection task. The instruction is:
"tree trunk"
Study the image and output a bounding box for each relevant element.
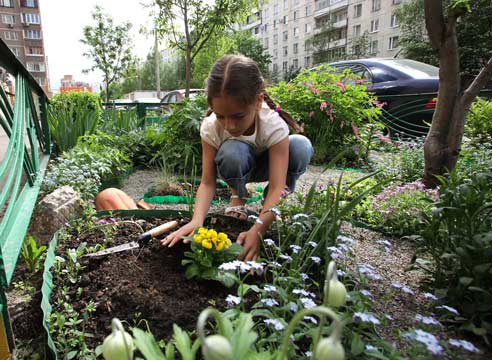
[423,4,462,187]
[185,46,191,98]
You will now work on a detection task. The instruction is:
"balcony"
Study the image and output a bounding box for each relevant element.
[242,18,261,30]
[314,0,348,18]
[329,38,347,48]
[332,18,347,28]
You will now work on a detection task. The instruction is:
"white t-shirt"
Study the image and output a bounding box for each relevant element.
[200,102,289,155]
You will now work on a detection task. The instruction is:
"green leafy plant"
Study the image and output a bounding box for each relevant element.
[356,180,438,236]
[48,91,102,153]
[410,167,492,335]
[99,107,141,133]
[182,227,243,287]
[42,137,132,199]
[465,97,492,142]
[21,235,47,273]
[268,65,382,163]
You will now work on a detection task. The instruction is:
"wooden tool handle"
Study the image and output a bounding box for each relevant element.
[147,220,178,237]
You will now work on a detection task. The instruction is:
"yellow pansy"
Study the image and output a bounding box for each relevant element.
[194,234,203,243]
[202,239,213,249]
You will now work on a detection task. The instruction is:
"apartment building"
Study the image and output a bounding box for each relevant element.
[60,75,92,93]
[248,0,405,79]
[0,0,49,93]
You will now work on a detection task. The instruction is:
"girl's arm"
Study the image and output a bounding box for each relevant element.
[161,140,217,247]
[238,137,289,260]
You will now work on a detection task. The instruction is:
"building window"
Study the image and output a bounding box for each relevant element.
[264,38,269,49]
[283,0,288,10]
[23,29,41,39]
[2,13,15,24]
[263,7,268,19]
[293,27,299,37]
[372,0,381,12]
[264,23,268,33]
[26,46,43,55]
[273,4,279,16]
[293,10,299,21]
[304,40,311,51]
[0,0,14,7]
[283,30,288,41]
[35,77,44,86]
[293,59,299,69]
[304,56,311,68]
[273,19,278,29]
[305,5,312,16]
[354,4,362,18]
[273,63,278,73]
[305,23,311,33]
[393,0,402,4]
[22,12,41,24]
[253,26,260,35]
[21,0,38,7]
[353,24,361,37]
[282,61,288,72]
[27,62,45,72]
[283,46,288,56]
[273,33,278,44]
[283,15,288,24]
[273,49,278,58]
[370,19,379,33]
[9,47,19,56]
[4,30,18,40]
[389,36,399,50]
[390,14,399,27]
[369,40,378,54]
[293,43,298,54]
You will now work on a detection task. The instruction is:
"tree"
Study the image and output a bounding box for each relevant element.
[226,30,272,77]
[422,0,492,186]
[396,0,492,84]
[152,0,257,97]
[81,6,136,102]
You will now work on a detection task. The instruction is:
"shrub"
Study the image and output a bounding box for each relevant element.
[356,180,438,236]
[48,91,102,153]
[465,97,492,142]
[268,65,382,163]
[411,168,492,335]
[42,140,132,199]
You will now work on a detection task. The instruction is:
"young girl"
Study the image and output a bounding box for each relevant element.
[161,54,313,261]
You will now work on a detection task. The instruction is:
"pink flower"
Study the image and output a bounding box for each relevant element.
[379,134,392,143]
[351,123,360,140]
[320,101,328,110]
[335,81,347,92]
[371,100,387,108]
[340,121,344,129]
[309,111,315,118]
[310,85,320,95]
[326,109,334,123]
[275,105,281,113]
[355,79,366,84]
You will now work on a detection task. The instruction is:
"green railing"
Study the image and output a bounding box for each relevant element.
[102,101,170,126]
[0,38,51,350]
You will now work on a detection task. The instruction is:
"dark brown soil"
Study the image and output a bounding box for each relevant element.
[52,215,251,349]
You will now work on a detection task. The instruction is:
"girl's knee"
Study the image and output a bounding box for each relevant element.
[95,188,136,210]
[289,135,314,166]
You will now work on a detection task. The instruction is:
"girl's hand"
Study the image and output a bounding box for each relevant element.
[160,221,200,247]
[237,228,261,261]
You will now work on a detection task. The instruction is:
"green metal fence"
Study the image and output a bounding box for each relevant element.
[0,38,51,352]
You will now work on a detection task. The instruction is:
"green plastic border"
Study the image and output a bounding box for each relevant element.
[40,209,241,359]
[144,185,264,205]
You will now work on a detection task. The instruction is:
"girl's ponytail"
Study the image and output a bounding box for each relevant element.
[263,92,302,133]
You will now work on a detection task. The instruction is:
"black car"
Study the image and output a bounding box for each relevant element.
[327,58,440,137]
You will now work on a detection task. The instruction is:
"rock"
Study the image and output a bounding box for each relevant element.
[28,186,84,245]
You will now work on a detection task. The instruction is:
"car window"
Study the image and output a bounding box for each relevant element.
[333,64,373,85]
[169,93,178,103]
[381,59,439,79]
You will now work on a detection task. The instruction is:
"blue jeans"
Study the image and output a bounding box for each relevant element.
[215,135,314,198]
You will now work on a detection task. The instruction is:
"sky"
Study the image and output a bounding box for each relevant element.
[40,0,156,92]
